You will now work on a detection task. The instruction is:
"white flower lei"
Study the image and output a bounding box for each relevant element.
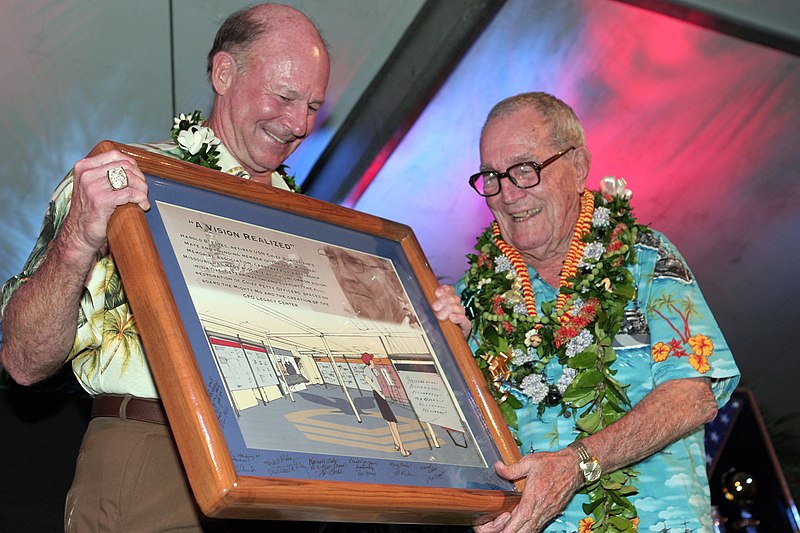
[171,110,301,192]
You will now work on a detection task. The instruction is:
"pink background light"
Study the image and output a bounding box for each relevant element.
[355,0,800,422]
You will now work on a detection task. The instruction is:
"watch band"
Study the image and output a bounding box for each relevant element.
[571,441,592,463]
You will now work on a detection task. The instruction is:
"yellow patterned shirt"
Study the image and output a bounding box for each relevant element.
[0,141,290,398]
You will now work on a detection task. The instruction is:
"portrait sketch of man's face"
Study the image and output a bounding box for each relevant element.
[322,245,413,325]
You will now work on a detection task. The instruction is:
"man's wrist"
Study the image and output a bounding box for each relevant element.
[569,440,602,485]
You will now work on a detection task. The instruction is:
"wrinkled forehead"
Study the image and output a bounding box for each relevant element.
[480,110,553,166]
[258,26,327,59]
[240,28,327,72]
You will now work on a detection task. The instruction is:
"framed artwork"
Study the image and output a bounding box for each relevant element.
[98,141,522,524]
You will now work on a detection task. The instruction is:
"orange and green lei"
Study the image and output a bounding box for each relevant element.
[462,187,648,531]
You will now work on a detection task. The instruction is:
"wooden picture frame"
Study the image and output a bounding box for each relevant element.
[98,141,522,524]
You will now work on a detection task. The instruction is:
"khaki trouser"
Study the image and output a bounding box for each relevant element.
[64,414,465,532]
[64,416,331,532]
[65,416,204,532]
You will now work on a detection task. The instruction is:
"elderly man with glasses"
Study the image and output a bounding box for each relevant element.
[432,92,739,532]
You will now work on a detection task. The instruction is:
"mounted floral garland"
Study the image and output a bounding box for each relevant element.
[461,178,648,531]
[171,110,301,193]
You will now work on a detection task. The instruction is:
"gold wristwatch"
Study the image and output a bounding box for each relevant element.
[570,441,601,484]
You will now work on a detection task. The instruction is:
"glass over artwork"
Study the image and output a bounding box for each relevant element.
[146,178,508,491]
[98,141,521,522]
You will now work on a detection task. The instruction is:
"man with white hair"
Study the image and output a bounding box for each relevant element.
[432,92,740,532]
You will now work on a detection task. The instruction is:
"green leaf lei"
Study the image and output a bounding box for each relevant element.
[462,187,649,530]
[171,110,301,193]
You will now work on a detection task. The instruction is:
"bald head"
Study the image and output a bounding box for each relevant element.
[207,3,328,77]
[205,3,330,182]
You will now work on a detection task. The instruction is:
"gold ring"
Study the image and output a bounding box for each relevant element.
[107,166,129,190]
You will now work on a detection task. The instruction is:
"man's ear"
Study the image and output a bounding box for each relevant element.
[573,146,592,193]
[210,51,237,95]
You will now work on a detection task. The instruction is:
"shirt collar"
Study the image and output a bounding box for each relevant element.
[216,143,291,191]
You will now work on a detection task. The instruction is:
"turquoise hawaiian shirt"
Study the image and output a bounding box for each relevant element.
[459,229,740,532]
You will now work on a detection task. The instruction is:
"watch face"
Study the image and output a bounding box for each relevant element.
[581,460,601,483]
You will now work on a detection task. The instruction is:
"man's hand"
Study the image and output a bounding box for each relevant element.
[476,450,582,533]
[0,149,150,385]
[431,284,471,338]
[63,150,150,257]
[473,378,718,532]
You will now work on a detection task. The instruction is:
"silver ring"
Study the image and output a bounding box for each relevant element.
[107,166,129,190]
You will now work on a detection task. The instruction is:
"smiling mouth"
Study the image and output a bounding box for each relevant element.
[511,207,542,222]
[265,130,290,145]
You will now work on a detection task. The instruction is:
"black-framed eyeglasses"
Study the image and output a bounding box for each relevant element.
[468,146,576,197]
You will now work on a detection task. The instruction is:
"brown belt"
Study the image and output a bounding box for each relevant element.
[91,394,168,426]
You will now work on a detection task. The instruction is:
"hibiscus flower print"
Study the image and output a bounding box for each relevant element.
[688,334,714,356]
[649,292,715,374]
[578,517,594,533]
[652,341,670,362]
[689,353,711,373]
